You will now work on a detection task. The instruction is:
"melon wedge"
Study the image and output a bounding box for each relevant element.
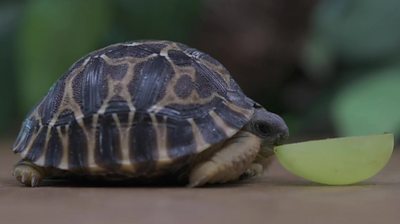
[274,134,394,185]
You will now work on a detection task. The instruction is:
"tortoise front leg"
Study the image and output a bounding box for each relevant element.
[188,131,262,187]
[13,160,46,187]
[241,147,275,179]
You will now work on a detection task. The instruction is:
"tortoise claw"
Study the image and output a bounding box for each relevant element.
[30,175,40,187]
[241,163,264,179]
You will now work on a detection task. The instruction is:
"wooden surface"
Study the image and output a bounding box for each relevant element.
[0,141,399,224]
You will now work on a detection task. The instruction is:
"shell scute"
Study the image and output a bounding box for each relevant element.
[44,128,63,168]
[74,57,109,116]
[129,56,174,110]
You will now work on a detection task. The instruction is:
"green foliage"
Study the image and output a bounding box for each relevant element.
[332,66,400,136]
[304,0,400,137]
[311,0,400,63]
[115,0,201,41]
[0,2,22,134]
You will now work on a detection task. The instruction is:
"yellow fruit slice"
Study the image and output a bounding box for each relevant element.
[274,134,394,185]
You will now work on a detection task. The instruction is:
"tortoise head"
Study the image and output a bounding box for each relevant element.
[245,103,289,147]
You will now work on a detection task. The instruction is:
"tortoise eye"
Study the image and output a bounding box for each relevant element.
[255,122,272,136]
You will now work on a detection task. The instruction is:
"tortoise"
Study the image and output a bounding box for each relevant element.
[12,40,289,187]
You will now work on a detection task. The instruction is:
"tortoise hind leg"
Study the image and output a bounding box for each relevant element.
[13,160,46,187]
[188,131,262,187]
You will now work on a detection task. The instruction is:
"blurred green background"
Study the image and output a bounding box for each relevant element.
[1,0,399,143]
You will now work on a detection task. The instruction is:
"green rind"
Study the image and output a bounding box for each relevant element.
[274,134,394,185]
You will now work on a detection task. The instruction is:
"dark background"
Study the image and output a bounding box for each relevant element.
[1,0,399,145]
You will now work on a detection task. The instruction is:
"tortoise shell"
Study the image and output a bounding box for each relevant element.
[12,40,254,174]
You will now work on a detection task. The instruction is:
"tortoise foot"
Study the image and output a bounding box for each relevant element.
[13,161,45,187]
[241,163,264,179]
